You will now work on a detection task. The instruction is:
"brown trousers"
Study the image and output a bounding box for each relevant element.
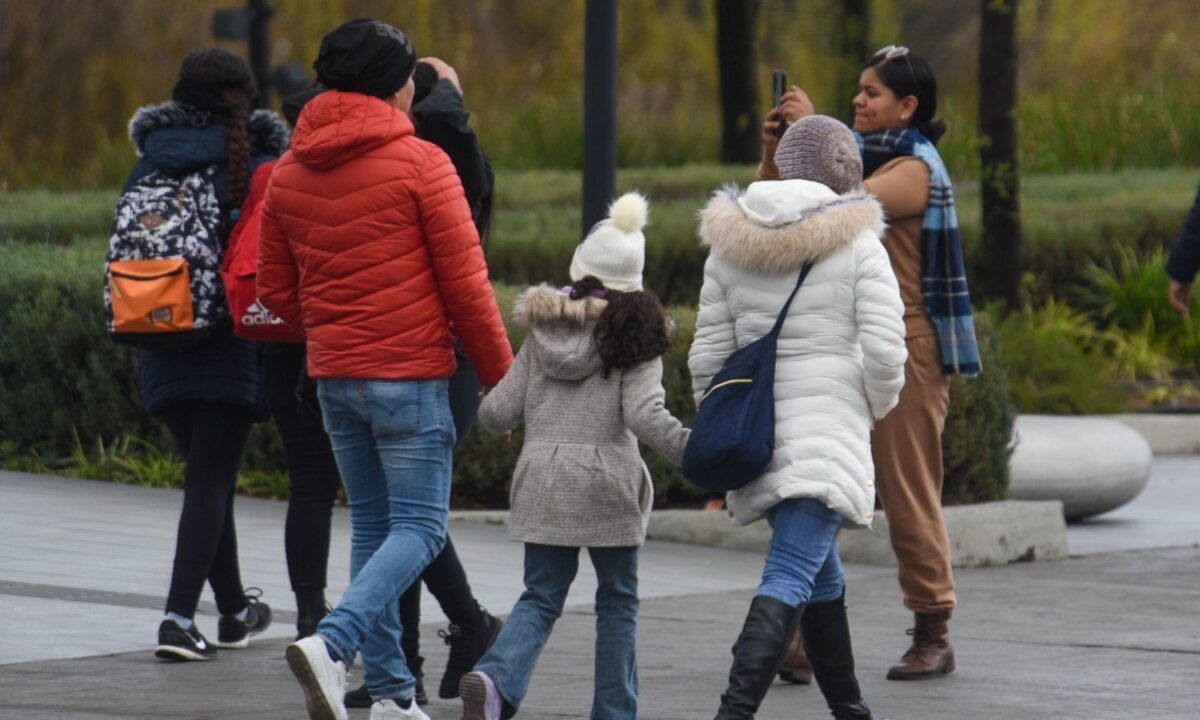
[871,334,956,613]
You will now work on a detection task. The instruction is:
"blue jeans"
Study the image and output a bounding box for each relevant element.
[757,498,846,607]
[313,378,454,702]
[476,544,640,720]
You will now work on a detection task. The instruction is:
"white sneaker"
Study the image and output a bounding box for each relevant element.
[286,635,349,720]
[370,698,431,720]
[459,671,502,720]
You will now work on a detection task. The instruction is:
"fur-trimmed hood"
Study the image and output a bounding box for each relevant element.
[513,285,607,381]
[128,101,290,158]
[513,284,609,328]
[699,182,885,274]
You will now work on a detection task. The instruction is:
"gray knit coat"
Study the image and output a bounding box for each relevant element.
[477,285,690,547]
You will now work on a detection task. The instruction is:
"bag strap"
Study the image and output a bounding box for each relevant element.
[767,260,816,337]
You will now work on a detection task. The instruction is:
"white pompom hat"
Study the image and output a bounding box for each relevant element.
[569,192,649,292]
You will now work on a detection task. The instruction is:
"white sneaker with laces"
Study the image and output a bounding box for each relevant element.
[286,635,349,720]
[370,698,431,720]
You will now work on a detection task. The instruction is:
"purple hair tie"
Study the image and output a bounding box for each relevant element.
[561,285,608,299]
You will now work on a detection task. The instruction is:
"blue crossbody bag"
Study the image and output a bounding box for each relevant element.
[682,261,815,492]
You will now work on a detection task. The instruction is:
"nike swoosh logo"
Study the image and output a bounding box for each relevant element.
[193,637,207,650]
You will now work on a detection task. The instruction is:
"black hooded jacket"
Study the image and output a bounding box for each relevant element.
[411,79,494,246]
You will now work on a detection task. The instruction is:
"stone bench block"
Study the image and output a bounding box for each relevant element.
[1008,414,1152,521]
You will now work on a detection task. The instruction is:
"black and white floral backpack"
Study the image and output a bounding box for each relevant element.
[104,166,230,348]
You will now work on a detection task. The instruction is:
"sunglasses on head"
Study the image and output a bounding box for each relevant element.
[872,45,917,87]
[875,45,909,60]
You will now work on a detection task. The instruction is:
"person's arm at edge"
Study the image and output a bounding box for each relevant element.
[1167,179,1200,314]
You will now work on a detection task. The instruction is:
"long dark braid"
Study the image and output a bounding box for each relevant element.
[218,90,252,229]
[171,48,257,235]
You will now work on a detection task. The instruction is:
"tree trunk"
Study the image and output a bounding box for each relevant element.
[715,0,759,164]
[837,0,870,124]
[979,0,1021,307]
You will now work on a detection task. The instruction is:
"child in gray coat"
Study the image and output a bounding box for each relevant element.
[460,192,690,720]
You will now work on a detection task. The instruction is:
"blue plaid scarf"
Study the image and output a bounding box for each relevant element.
[856,128,981,377]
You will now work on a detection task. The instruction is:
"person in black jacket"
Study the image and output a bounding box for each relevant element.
[410,57,494,246]
[1167,179,1200,315]
[277,57,501,708]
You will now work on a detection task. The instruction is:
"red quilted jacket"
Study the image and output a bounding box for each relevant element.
[257,91,512,386]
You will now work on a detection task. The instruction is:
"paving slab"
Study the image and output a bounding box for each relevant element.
[2,458,1200,719]
[0,548,1197,719]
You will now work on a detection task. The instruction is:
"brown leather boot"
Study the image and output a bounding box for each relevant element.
[777,623,812,684]
[886,611,955,680]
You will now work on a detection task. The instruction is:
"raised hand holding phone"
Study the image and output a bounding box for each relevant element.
[772,69,788,137]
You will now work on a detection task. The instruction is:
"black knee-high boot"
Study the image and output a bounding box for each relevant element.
[801,594,886,720]
[715,595,800,720]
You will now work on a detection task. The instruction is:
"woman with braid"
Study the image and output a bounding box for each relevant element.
[120,48,289,660]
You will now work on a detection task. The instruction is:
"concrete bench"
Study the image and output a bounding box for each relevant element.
[1008,414,1152,521]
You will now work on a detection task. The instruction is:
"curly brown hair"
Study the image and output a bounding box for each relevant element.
[569,277,671,378]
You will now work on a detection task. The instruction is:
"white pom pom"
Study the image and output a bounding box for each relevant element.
[607,192,649,233]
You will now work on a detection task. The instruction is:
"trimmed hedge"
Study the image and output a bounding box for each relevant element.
[1,240,1012,506]
[8,167,1198,308]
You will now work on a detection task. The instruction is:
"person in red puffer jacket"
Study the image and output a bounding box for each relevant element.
[257,19,512,720]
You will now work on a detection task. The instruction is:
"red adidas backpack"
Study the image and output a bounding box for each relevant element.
[220,160,304,343]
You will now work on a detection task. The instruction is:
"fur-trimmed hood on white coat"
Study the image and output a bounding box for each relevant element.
[688,180,907,528]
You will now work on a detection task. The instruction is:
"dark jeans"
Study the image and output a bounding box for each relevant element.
[265,343,343,591]
[475,544,640,719]
[160,400,254,618]
[400,348,484,661]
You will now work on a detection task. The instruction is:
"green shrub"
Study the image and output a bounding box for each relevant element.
[995,301,1130,414]
[942,313,1016,505]
[1077,248,1200,368]
[0,242,161,454]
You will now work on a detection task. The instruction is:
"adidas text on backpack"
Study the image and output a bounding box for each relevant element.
[105,166,230,349]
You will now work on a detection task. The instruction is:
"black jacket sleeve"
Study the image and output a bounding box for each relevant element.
[412,79,495,246]
[1167,178,1200,283]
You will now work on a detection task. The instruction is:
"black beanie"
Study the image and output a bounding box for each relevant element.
[313,19,416,100]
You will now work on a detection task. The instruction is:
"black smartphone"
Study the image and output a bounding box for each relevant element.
[772,69,788,137]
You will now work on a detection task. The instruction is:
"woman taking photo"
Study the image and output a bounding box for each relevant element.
[759,46,981,682]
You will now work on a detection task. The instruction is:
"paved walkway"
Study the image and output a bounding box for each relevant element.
[1,459,1198,719]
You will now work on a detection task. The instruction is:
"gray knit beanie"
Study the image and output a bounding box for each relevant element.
[774,115,863,194]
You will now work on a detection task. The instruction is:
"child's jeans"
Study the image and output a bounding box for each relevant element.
[475,543,639,720]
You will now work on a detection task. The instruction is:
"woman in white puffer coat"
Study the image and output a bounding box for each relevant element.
[689,116,905,720]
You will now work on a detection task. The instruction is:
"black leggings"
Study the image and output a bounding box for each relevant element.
[161,400,254,618]
[264,344,343,592]
[400,347,485,659]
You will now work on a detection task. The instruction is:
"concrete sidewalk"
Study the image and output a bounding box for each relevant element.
[1,464,1199,719]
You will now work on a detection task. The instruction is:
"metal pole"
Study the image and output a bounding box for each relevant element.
[248,0,272,109]
[582,0,618,239]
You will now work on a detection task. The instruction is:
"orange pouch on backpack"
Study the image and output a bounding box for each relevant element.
[107,258,195,333]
